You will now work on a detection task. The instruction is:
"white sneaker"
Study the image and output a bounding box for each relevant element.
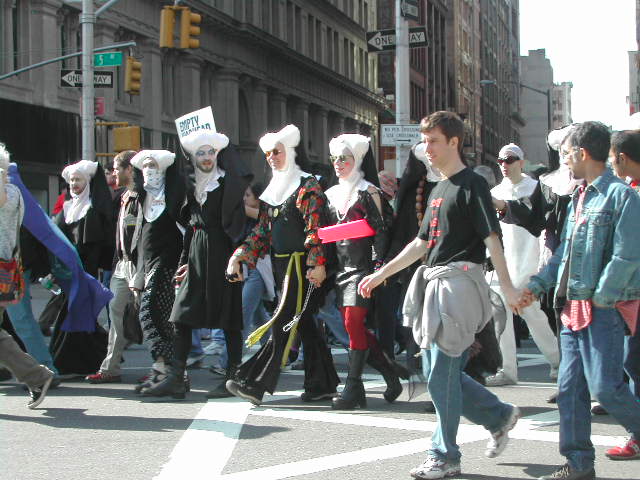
[410,456,461,479]
[549,367,559,381]
[484,369,517,387]
[485,404,521,458]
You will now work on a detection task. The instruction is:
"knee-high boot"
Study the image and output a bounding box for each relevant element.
[142,325,190,399]
[141,358,187,399]
[332,349,368,410]
[367,346,410,403]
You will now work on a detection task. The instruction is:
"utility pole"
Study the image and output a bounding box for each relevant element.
[81,0,95,161]
[395,0,411,178]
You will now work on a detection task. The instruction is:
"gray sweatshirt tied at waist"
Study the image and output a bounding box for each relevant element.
[402,261,492,357]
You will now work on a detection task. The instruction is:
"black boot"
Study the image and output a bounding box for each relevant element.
[367,348,410,403]
[141,360,187,399]
[206,365,237,399]
[332,349,368,410]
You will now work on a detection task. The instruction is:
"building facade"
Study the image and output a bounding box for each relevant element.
[448,0,482,164]
[552,81,572,128]
[0,0,384,210]
[519,48,553,167]
[479,0,522,166]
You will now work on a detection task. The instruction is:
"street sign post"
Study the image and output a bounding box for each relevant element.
[60,69,113,88]
[366,26,428,53]
[380,124,421,147]
[401,0,419,21]
[94,51,122,67]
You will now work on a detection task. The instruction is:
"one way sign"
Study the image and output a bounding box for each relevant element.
[60,69,114,88]
[366,26,428,53]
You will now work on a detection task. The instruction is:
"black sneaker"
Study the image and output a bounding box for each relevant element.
[539,464,596,480]
[27,370,54,410]
[225,379,263,406]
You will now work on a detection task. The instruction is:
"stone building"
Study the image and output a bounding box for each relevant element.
[0,0,384,210]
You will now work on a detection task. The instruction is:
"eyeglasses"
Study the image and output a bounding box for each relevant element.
[497,156,520,165]
[329,154,354,164]
[265,148,282,157]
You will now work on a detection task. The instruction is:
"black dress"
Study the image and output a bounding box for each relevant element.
[138,209,183,360]
[234,177,339,397]
[48,207,109,375]
[169,178,243,330]
[328,189,390,309]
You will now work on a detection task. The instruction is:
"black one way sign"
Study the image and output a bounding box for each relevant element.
[60,69,114,88]
[366,26,428,53]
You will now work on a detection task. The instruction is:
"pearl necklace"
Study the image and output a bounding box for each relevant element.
[415,174,427,227]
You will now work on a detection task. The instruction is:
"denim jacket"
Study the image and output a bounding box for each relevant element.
[527,168,640,307]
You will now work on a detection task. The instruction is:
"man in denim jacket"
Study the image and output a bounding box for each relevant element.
[520,122,640,480]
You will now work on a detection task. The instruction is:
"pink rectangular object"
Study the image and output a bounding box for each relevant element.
[318,219,375,243]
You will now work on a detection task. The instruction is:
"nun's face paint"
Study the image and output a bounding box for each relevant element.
[265,142,287,171]
[69,173,88,195]
[195,145,216,172]
[331,145,355,179]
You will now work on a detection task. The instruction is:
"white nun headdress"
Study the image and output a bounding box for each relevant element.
[61,160,98,224]
[259,124,310,206]
[131,150,176,222]
[325,134,373,215]
[541,125,580,195]
[182,129,230,205]
[412,142,443,182]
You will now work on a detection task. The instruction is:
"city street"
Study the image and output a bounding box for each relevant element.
[1,287,637,480]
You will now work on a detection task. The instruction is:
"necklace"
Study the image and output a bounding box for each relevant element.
[415,174,427,227]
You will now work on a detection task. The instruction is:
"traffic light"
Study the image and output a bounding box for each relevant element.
[159,6,175,48]
[113,126,141,152]
[124,56,142,95]
[179,8,201,49]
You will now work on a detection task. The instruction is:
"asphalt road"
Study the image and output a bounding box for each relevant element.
[1,286,638,480]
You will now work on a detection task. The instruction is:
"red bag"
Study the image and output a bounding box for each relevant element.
[0,256,25,306]
[318,219,375,243]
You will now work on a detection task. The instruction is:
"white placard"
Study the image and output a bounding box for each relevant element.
[174,106,216,141]
[380,124,421,146]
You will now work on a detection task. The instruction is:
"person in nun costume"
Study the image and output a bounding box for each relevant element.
[324,134,409,409]
[49,160,112,375]
[225,124,339,405]
[373,142,443,363]
[130,150,184,391]
[142,129,251,399]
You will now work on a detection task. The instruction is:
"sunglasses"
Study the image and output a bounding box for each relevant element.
[329,154,354,164]
[265,148,282,157]
[497,156,520,165]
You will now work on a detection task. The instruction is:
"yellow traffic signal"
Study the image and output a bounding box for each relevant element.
[124,56,142,95]
[113,126,141,152]
[159,6,175,48]
[179,8,201,49]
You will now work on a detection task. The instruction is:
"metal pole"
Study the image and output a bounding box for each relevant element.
[395,0,410,178]
[95,0,122,17]
[546,89,552,132]
[81,0,95,160]
[0,41,136,81]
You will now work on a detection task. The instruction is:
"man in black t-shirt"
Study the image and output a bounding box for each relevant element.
[359,112,522,480]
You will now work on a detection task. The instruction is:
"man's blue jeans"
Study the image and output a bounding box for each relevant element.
[421,346,513,462]
[624,323,640,399]
[242,268,269,344]
[557,306,640,471]
[6,275,57,372]
[316,289,349,349]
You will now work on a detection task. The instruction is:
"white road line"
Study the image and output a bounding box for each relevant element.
[153,398,252,480]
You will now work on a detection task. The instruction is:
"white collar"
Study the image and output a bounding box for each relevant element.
[259,148,310,206]
[63,184,92,224]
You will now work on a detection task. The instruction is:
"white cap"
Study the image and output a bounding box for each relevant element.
[498,143,524,160]
[131,150,175,172]
[259,124,300,153]
[182,130,230,156]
